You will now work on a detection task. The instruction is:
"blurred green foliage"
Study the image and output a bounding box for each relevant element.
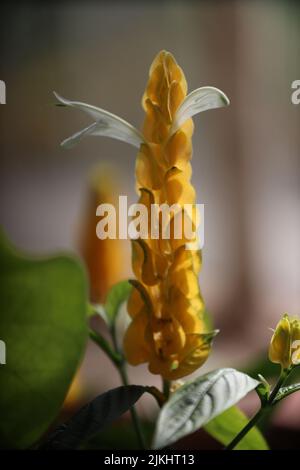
[0,230,88,448]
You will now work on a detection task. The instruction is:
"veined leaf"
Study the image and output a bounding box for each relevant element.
[274,382,300,404]
[204,406,269,450]
[152,368,258,449]
[43,385,147,449]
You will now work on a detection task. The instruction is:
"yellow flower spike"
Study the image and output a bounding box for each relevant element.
[269,313,300,369]
[55,50,230,380]
[125,51,226,379]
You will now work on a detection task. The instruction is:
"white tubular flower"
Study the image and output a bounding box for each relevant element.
[54,85,229,150]
[53,92,144,149]
[170,86,230,134]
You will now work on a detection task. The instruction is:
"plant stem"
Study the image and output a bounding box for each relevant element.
[110,324,147,450]
[225,368,290,450]
[268,369,288,403]
[225,408,265,450]
[89,329,122,366]
[117,361,147,449]
[162,379,171,400]
[146,386,166,407]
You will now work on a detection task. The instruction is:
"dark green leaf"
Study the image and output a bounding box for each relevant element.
[153,368,259,449]
[204,406,269,450]
[0,230,88,449]
[43,385,146,449]
[83,420,155,450]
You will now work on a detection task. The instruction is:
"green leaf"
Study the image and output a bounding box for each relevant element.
[91,303,108,322]
[86,302,97,318]
[43,385,147,449]
[152,368,258,449]
[0,230,88,449]
[91,281,132,326]
[104,280,132,325]
[204,406,269,450]
[274,382,300,404]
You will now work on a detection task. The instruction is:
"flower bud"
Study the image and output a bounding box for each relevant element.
[269,313,300,369]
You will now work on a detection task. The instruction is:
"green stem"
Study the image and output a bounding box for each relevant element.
[225,368,290,450]
[225,408,265,450]
[162,379,171,400]
[89,329,122,366]
[268,369,288,403]
[117,361,147,449]
[110,324,147,450]
[146,386,166,407]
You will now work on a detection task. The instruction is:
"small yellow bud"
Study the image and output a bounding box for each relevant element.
[269,313,300,369]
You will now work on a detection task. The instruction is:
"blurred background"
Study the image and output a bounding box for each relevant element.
[0,0,300,447]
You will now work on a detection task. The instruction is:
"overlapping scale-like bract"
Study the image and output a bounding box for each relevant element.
[123,51,211,380]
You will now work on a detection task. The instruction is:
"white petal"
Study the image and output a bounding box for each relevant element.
[171,86,230,133]
[60,122,99,148]
[54,91,144,149]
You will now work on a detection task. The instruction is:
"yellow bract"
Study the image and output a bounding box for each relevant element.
[123,51,211,380]
[269,313,300,369]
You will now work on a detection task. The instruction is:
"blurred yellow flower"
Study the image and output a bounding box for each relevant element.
[64,166,128,411]
[55,50,229,380]
[79,166,126,303]
[269,313,300,369]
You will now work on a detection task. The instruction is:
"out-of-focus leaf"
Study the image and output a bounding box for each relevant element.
[241,353,278,379]
[153,368,258,449]
[90,303,107,322]
[204,406,269,450]
[43,385,147,449]
[105,280,132,325]
[86,303,97,318]
[91,281,132,327]
[0,230,88,449]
